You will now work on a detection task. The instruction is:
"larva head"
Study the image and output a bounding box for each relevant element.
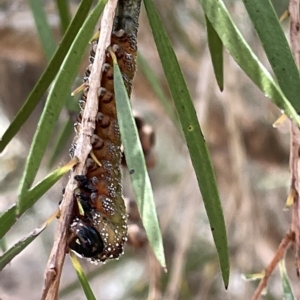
[70,175,128,263]
[69,220,104,258]
[69,208,127,262]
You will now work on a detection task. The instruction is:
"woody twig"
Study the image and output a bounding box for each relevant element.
[250,231,294,300]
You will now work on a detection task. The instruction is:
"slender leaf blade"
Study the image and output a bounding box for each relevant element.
[48,118,74,168]
[199,0,300,125]
[113,60,166,268]
[137,53,180,129]
[59,259,122,297]
[242,0,300,112]
[0,225,46,271]
[28,0,56,60]
[0,205,16,239]
[0,238,6,252]
[279,260,295,300]
[56,0,72,34]
[205,15,224,91]
[0,159,76,238]
[70,253,97,300]
[0,0,93,153]
[144,0,229,287]
[23,158,78,210]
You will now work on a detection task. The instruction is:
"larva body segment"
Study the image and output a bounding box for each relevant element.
[68,1,141,263]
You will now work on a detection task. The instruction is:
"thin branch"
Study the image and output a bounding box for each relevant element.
[40,1,118,299]
[251,231,294,300]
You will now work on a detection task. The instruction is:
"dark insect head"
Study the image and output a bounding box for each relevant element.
[69,221,104,258]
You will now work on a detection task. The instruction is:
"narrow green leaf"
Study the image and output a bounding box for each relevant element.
[0,205,16,239]
[113,59,166,268]
[70,253,97,300]
[0,238,6,252]
[0,0,93,153]
[137,53,180,130]
[242,0,300,112]
[199,0,300,126]
[28,0,56,60]
[48,118,74,168]
[279,260,295,300]
[17,0,107,214]
[23,158,78,210]
[205,15,224,91]
[29,164,69,195]
[59,259,122,297]
[0,225,46,271]
[55,0,72,34]
[0,159,76,238]
[143,0,229,287]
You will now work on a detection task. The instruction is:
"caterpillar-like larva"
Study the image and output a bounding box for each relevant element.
[67,8,140,263]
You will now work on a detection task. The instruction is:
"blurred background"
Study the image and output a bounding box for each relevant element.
[0,0,296,299]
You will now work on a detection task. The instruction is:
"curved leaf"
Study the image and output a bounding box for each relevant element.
[55,0,72,34]
[48,118,74,168]
[0,206,16,239]
[137,53,180,130]
[242,0,300,112]
[199,0,300,125]
[205,15,224,91]
[0,225,46,271]
[279,260,295,300]
[70,253,96,300]
[112,55,166,268]
[28,0,56,60]
[143,0,229,287]
[0,0,93,153]
[0,158,77,238]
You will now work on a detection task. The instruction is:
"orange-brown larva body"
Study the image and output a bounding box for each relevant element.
[68,29,138,263]
[67,0,142,263]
